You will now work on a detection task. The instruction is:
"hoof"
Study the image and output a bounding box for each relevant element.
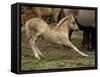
[35,56,41,60]
[82,54,88,57]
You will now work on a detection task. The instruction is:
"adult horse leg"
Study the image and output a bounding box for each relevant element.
[87,31,91,50]
[57,9,65,23]
[91,28,96,50]
[82,31,85,47]
[64,41,88,56]
[68,30,73,41]
[83,30,91,50]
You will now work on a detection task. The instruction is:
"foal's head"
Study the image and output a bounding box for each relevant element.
[57,15,79,31]
[67,15,79,31]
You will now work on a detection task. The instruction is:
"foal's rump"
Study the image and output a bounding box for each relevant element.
[25,18,48,38]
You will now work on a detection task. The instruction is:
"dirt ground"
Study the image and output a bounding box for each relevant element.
[21,29,95,71]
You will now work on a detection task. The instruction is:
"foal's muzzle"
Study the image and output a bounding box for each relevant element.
[74,26,79,31]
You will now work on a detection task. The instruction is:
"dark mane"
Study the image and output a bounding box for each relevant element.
[56,16,69,28]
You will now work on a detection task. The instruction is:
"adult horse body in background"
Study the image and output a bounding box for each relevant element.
[63,9,96,50]
[25,15,88,60]
[32,7,61,23]
[76,10,96,50]
[21,6,61,25]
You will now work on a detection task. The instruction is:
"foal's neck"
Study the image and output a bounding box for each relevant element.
[56,21,70,33]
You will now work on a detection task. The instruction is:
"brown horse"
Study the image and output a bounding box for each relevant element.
[25,15,88,60]
[63,9,96,50]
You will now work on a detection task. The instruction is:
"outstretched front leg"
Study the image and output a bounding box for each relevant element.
[64,41,88,57]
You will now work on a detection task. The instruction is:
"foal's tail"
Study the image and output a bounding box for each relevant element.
[25,22,30,39]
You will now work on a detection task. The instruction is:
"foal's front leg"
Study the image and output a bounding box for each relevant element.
[65,41,88,57]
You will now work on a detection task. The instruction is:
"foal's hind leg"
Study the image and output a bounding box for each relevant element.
[30,39,41,60]
[29,32,43,60]
[65,41,88,57]
[34,43,44,57]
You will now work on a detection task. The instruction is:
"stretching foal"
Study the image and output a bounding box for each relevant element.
[25,15,88,60]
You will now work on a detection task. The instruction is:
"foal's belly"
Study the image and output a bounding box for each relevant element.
[42,30,68,44]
